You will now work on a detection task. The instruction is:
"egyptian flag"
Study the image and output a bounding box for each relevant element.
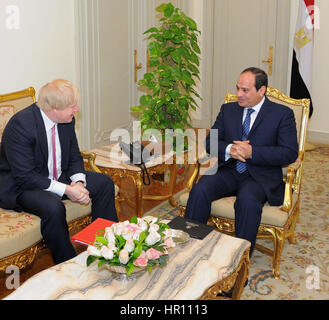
[290,0,314,117]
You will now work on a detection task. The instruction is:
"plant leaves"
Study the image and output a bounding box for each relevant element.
[187,63,199,74]
[126,262,135,275]
[133,244,142,259]
[115,234,126,249]
[130,105,144,113]
[159,78,171,87]
[164,3,175,17]
[192,72,201,81]
[144,27,158,34]
[185,17,198,30]
[159,255,169,266]
[167,89,180,100]
[170,13,182,23]
[170,49,181,64]
[178,46,190,60]
[163,30,174,40]
[136,2,201,131]
[148,41,161,58]
[156,3,167,13]
[130,216,138,224]
[190,88,202,99]
[98,259,106,268]
[169,25,181,35]
[190,52,200,66]
[190,40,201,54]
[144,73,154,82]
[149,57,160,68]
[138,231,146,243]
[182,70,194,85]
[86,255,98,267]
[95,235,108,246]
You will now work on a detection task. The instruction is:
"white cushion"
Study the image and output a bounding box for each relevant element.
[178,191,298,227]
[0,201,91,260]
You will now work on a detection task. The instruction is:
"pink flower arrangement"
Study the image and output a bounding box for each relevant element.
[134,251,148,267]
[87,216,175,275]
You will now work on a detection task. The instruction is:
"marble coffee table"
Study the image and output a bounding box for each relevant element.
[4,228,250,300]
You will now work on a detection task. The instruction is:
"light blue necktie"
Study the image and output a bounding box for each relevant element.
[236,108,254,173]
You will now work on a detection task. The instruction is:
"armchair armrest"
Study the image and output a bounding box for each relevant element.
[80,150,101,173]
[186,161,200,192]
[80,150,120,202]
[281,151,304,212]
[185,155,218,192]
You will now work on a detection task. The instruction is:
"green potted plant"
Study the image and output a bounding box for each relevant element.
[131,2,201,151]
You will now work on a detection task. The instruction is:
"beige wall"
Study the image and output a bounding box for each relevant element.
[0,0,77,95]
[1,0,328,144]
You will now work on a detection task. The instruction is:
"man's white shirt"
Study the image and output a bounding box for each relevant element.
[225,96,265,161]
[40,110,86,197]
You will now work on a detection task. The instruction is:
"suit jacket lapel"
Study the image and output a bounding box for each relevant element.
[248,96,270,137]
[57,124,68,165]
[32,104,48,161]
[233,103,244,140]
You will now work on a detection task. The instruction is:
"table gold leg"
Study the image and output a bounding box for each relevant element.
[169,164,178,207]
[135,171,143,218]
[198,248,250,300]
[231,250,250,300]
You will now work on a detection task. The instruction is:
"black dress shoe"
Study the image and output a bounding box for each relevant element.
[216,279,248,298]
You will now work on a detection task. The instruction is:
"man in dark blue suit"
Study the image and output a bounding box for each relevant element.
[185,67,298,254]
[0,79,118,264]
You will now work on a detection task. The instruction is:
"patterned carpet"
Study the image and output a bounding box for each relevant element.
[147,143,329,300]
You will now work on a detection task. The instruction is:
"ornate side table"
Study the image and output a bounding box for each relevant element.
[91,144,179,218]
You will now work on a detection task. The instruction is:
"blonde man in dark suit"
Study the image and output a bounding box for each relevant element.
[0,79,118,264]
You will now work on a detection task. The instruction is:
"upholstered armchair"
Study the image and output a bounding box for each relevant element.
[0,87,118,297]
[178,86,310,279]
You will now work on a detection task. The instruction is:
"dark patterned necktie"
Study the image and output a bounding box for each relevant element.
[236,108,254,173]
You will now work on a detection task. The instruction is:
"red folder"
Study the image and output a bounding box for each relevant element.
[72,218,116,246]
